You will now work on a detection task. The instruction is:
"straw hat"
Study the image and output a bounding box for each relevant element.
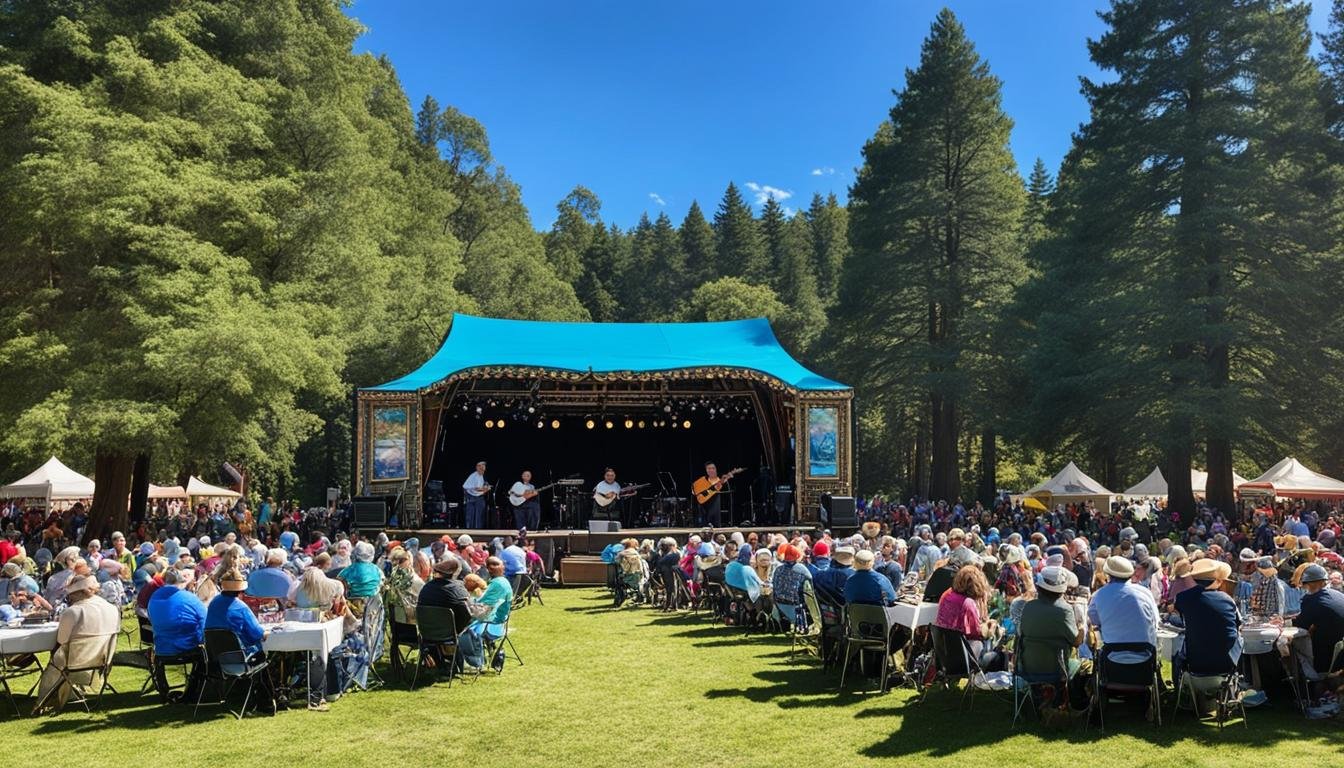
[1188,558,1231,582]
[219,566,248,592]
[1102,556,1135,580]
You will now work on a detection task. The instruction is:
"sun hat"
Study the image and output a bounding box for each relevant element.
[1189,558,1231,582]
[1036,565,1078,594]
[854,549,875,569]
[832,546,855,565]
[1256,556,1277,577]
[65,574,98,594]
[1103,556,1135,580]
[219,568,248,592]
[457,535,473,547]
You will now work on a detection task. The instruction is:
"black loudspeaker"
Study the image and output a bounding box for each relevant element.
[774,486,794,520]
[353,496,387,529]
[821,494,857,529]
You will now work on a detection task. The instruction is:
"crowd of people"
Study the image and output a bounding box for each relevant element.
[0,506,537,714]
[609,497,1344,721]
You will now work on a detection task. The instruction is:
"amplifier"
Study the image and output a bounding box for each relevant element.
[820,494,857,529]
[353,496,387,529]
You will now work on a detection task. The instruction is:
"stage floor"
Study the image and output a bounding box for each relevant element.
[385,524,813,556]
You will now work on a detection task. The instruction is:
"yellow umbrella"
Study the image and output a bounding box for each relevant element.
[1021,496,1048,512]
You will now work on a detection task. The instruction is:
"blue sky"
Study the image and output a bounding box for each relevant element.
[349,1,1335,229]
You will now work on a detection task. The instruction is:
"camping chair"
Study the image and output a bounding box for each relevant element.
[1011,635,1072,727]
[523,562,545,606]
[387,603,421,683]
[839,603,895,693]
[36,633,117,715]
[791,581,823,659]
[410,606,461,689]
[925,625,985,711]
[195,629,272,720]
[1171,668,1246,729]
[661,569,691,611]
[335,591,385,693]
[1089,642,1162,730]
[724,585,755,632]
[1,650,45,716]
[483,612,522,674]
[647,568,668,608]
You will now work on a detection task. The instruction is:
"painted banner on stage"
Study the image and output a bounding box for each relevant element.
[807,406,838,477]
[372,405,409,481]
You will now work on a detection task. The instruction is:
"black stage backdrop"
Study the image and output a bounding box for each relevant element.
[427,413,770,527]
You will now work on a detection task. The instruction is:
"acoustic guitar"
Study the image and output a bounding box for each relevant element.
[691,467,744,505]
[593,483,652,508]
[507,480,564,507]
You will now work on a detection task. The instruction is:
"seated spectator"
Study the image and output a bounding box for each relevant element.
[770,544,812,625]
[417,557,483,671]
[147,565,206,701]
[1087,556,1159,665]
[245,549,296,600]
[382,548,421,619]
[339,541,383,600]
[1173,558,1239,684]
[469,557,514,671]
[615,538,648,605]
[1017,565,1084,679]
[934,563,1004,671]
[815,546,855,605]
[42,546,84,606]
[32,575,119,714]
[499,535,527,579]
[205,566,276,710]
[843,549,895,606]
[1,560,41,603]
[807,540,831,576]
[1248,556,1285,619]
[1293,564,1344,715]
[925,547,980,604]
[725,545,766,605]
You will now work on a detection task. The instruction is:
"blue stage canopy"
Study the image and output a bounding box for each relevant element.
[366,314,849,393]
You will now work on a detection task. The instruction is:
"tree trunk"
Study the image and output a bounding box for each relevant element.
[977,428,997,505]
[1102,444,1119,493]
[1165,442,1196,529]
[129,453,150,526]
[913,416,928,500]
[929,393,959,502]
[83,450,134,546]
[1206,436,1236,519]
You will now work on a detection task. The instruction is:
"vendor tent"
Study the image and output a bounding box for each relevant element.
[147,484,188,499]
[1239,457,1344,499]
[1028,461,1115,508]
[0,456,95,503]
[1124,467,1252,498]
[186,476,241,499]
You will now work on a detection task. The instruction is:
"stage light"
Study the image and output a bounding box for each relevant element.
[604,419,613,429]
[527,406,535,414]
[638,420,645,428]
[484,419,495,428]
[585,419,595,430]
[551,419,560,429]
[671,421,678,429]
[537,420,544,429]
[624,418,633,429]
[497,420,506,429]
[682,419,691,429]
[663,404,671,413]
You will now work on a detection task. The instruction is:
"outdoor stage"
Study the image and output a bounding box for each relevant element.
[385,524,823,586]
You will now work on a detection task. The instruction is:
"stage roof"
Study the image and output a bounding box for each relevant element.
[366,314,849,393]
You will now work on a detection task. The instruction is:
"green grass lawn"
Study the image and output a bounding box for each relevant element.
[1,589,1337,766]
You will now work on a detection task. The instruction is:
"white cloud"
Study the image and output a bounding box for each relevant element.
[648,192,666,206]
[744,181,793,206]
[810,166,836,176]
[784,206,797,218]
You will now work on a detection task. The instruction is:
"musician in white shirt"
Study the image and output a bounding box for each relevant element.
[592,468,622,522]
[462,461,490,529]
[508,470,541,532]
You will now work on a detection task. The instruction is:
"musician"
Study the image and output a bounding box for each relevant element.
[593,468,621,521]
[509,470,541,532]
[462,461,490,529]
[698,462,725,528]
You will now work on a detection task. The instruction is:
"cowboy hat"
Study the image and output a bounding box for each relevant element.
[1188,558,1231,582]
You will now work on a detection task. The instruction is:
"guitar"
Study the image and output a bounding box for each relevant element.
[507,481,563,507]
[692,467,745,505]
[593,483,652,508]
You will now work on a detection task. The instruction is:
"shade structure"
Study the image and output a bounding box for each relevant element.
[1028,461,1115,508]
[147,484,188,499]
[365,313,848,393]
[186,476,241,499]
[1021,496,1047,512]
[1123,467,1253,498]
[0,456,95,502]
[1239,457,1344,499]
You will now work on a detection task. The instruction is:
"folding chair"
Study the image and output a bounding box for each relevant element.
[925,625,985,711]
[724,585,754,632]
[1,650,44,716]
[522,565,545,606]
[1171,669,1246,729]
[338,591,385,692]
[410,606,461,689]
[387,603,421,683]
[1089,642,1162,730]
[35,633,117,715]
[791,582,823,659]
[483,612,522,673]
[839,603,895,693]
[1011,636,1071,727]
[195,629,272,720]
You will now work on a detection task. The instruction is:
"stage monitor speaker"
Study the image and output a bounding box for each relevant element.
[820,494,857,529]
[353,497,387,529]
[774,486,794,519]
[588,520,621,533]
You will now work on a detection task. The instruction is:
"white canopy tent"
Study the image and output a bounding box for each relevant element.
[0,456,95,505]
[147,484,189,500]
[1239,457,1344,499]
[186,476,241,499]
[1027,461,1115,509]
[1123,466,1251,498]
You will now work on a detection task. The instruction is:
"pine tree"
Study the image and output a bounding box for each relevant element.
[842,9,1026,503]
[713,182,767,282]
[680,200,717,287]
[645,212,689,320]
[805,192,850,309]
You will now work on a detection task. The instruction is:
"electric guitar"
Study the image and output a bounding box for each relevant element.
[692,467,745,505]
[507,481,563,507]
[593,483,652,508]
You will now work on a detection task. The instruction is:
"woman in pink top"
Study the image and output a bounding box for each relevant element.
[934,564,1006,671]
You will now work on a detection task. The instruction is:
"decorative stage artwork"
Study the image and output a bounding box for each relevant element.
[371,406,409,481]
[807,406,838,477]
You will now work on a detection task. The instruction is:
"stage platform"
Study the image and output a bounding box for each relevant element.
[383,524,821,586]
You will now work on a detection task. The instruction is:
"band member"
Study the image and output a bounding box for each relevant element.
[698,462,724,528]
[593,468,621,521]
[509,470,541,532]
[463,461,490,529]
